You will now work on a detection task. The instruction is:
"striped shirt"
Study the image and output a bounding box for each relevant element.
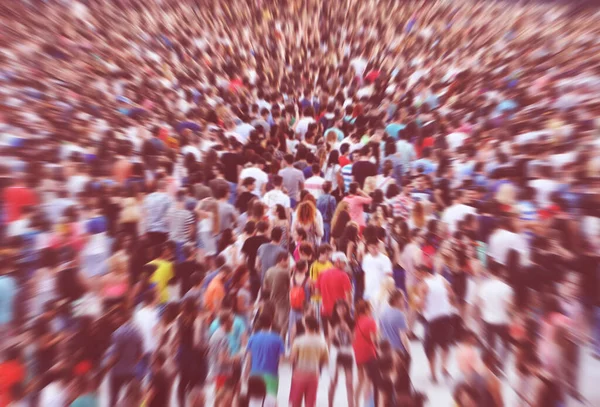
[168,207,195,243]
[143,192,172,233]
[341,164,353,193]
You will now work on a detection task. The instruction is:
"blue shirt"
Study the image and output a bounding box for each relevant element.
[209,315,247,355]
[109,323,143,376]
[0,275,17,325]
[412,158,437,175]
[385,123,405,140]
[378,305,407,353]
[246,331,285,376]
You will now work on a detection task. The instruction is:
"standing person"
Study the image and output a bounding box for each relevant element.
[379,290,412,372]
[215,184,237,237]
[304,164,326,200]
[262,175,291,215]
[147,242,175,305]
[328,300,355,407]
[417,264,454,383]
[316,182,336,244]
[289,315,329,407]
[133,290,159,381]
[263,252,292,338]
[476,260,514,366]
[143,180,172,247]
[146,352,172,407]
[323,150,343,199]
[353,300,379,407]
[168,189,195,263]
[2,174,38,223]
[309,244,333,321]
[362,240,393,306]
[351,146,378,189]
[106,306,144,407]
[196,197,220,261]
[208,311,237,390]
[292,201,324,248]
[240,158,269,198]
[244,314,286,400]
[316,252,352,335]
[177,298,206,407]
[278,154,305,208]
[343,183,373,233]
[256,227,288,282]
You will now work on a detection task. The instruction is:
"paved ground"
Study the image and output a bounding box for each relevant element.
[100,331,600,406]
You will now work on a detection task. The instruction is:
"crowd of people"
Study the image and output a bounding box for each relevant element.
[1,0,600,406]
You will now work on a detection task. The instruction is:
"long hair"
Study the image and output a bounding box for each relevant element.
[326,150,340,168]
[200,198,220,235]
[331,201,350,231]
[411,201,426,229]
[296,201,317,225]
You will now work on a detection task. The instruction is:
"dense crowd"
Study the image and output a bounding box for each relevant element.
[1,0,600,406]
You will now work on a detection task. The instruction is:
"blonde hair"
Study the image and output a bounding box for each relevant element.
[363,176,377,194]
[331,201,349,229]
[200,198,220,235]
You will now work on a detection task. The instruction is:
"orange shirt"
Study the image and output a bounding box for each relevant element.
[204,276,225,312]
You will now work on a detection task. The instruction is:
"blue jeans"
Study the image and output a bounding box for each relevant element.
[322,222,331,243]
[393,267,406,294]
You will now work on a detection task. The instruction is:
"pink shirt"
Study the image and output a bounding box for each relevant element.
[343,195,372,227]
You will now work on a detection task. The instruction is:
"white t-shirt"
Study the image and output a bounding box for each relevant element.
[40,383,67,407]
[134,306,160,353]
[362,252,393,301]
[529,178,560,208]
[478,278,513,325]
[304,176,326,200]
[488,229,530,267]
[446,132,468,151]
[240,167,269,197]
[262,189,291,210]
[441,203,476,233]
[181,145,201,161]
[294,117,316,138]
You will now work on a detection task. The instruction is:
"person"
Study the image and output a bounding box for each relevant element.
[476,260,514,365]
[168,189,195,262]
[379,289,411,366]
[177,298,207,407]
[343,183,373,232]
[144,180,172,246]
[262,175,291,214]
[362,240,393,304]
[328,300,355,407]
[353,300,379,407]
[256,227,287,281]
[316,181,337,244]
[305,163,326,200]
[279,154,305,207]
[240,158,269,198]
[352,146,378,189]
[147,242,175,304]
[208,311,237,390]
[0,345,25,407]
[244,313,285,399]
[416,264,454,383]
[316,252,352,335]
[235,177,257,215]
[133,290,159,380]
[289,315,329,407]
[106,306,144,407]
[146,352,172,407]
[292,200,324,248]
[204,265,232,314]
[263,252,291,338]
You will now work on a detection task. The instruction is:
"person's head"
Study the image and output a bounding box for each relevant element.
[270,226,283,243]
[348,181,359,195]
[311,163,320,176]
[388,289,406,310]
[283,154,294,166]
[242,176,256,191]
[296,201,316,224]
[275,251,289,268]
[219,310,234,332]
[295,259,308,274]
[366,239,380,255]
[298,242,314,260]
[355,299,372,317]
[243,220,256,235]
[317,244,332,262]
[256,220,268,235]
[331,251,348,269]
[304,315,319,333]
[272,174,283,189]
[333,299,351,320]
[255,313,274,331]
[322,180,332,194]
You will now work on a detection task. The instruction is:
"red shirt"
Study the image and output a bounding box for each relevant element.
[0,360,25,407]
[353,315,377,364]
[316,268,351,317]
[338,156,351,167]
[3,186,37,222]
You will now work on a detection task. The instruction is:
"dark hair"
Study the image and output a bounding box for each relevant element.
[271,226,283,242]
[256,220,268,233]
[304,315,319,331]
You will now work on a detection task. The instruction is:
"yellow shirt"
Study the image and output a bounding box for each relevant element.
[309,260,333,301]
[148,259,174,303]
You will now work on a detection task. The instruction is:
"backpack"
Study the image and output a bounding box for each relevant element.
[290,274,308,310]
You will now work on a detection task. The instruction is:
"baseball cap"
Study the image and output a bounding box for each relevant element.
[331,252,348,263]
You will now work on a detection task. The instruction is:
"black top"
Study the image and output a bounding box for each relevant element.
[351,160,377,188]
[242,236,270,273]
[148,370,170,407]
